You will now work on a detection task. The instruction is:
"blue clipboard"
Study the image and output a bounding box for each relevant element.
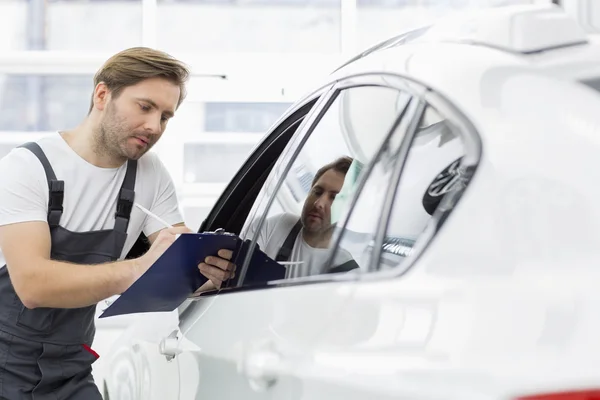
[99,231,286,318]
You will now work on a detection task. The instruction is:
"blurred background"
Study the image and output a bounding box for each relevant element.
[0,0,581,390]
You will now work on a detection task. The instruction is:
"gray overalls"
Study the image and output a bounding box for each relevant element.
[0,142,137,399]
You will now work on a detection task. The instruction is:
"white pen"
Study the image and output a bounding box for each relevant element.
[134,202,174,229]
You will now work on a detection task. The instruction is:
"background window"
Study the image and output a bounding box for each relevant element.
[0,0,28,51]
[0,0,142,52]
[0,74,93,132]
[156,0,341,53]
[205,102,292,132]
[183,143,256,183]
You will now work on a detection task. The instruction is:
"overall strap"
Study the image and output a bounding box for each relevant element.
[276,219,303,262]
[114,160,137,233]
[18,142,64,228]
[328,259,359,274]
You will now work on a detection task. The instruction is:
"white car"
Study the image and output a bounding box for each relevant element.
[102,4,600,400]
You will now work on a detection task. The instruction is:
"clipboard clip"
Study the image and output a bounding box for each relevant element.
[204,227,236,237]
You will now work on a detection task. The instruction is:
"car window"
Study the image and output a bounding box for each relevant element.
[333,103,470,275]
[231,81,415,288]
[325,99,423,273]
[380,105,469,271]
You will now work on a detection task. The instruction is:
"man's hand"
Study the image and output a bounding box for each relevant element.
[135,226,193,282]
[198,249,236,289]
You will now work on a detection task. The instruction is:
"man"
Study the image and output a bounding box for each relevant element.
[0,47,234,399]
[249,156,360,279]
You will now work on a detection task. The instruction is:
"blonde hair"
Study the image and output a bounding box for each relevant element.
[89,47,190,113]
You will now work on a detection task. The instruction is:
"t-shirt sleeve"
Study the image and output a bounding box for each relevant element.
[244,215,270,250]
[0,148,48,227]
[143,154,184,237]
[244,213,297,257]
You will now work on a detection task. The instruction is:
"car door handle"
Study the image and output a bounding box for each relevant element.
[241,345,282,391]
[159,330,181,362]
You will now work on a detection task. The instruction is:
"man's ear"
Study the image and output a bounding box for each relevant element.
[92,82,110,111]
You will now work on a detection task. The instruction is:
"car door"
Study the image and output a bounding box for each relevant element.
[172,74,423,400]
[268,91,482,399]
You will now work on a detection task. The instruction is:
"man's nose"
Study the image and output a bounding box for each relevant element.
[144,114,162,134]
[314,196,328,210]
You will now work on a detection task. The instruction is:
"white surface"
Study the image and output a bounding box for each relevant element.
[92,328,128,394]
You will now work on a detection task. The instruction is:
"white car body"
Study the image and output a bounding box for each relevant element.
[103,4,600,400]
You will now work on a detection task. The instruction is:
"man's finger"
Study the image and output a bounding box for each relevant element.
[200,273,222,289]
[199,269,222,286]
[199,263,232,281]
[204,256,235,271]
[217,249,233,260]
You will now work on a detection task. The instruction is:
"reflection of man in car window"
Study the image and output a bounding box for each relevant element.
[249,157,359,279]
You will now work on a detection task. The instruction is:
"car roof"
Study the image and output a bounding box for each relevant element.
[324,4,600,150]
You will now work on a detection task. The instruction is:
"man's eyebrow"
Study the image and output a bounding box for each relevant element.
[313,184,339,195]
[136,97,174,118]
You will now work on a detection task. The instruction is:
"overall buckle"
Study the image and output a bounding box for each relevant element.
[47,180,64,227]
[116,188,134,219]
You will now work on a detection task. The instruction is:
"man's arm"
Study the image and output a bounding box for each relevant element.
[147,222,186,245]
[0,221,189,309]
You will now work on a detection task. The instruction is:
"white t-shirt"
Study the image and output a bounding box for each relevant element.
[0,133,183,267]
[248,213,354,279]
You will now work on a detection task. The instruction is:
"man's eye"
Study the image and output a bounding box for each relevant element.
[140,104,151,112]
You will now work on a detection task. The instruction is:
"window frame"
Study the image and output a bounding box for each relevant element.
[213,73,422,293]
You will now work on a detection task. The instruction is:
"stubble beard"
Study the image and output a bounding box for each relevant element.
[94,124,123,161]
[301,211,333,246]
[94,105,136,162]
